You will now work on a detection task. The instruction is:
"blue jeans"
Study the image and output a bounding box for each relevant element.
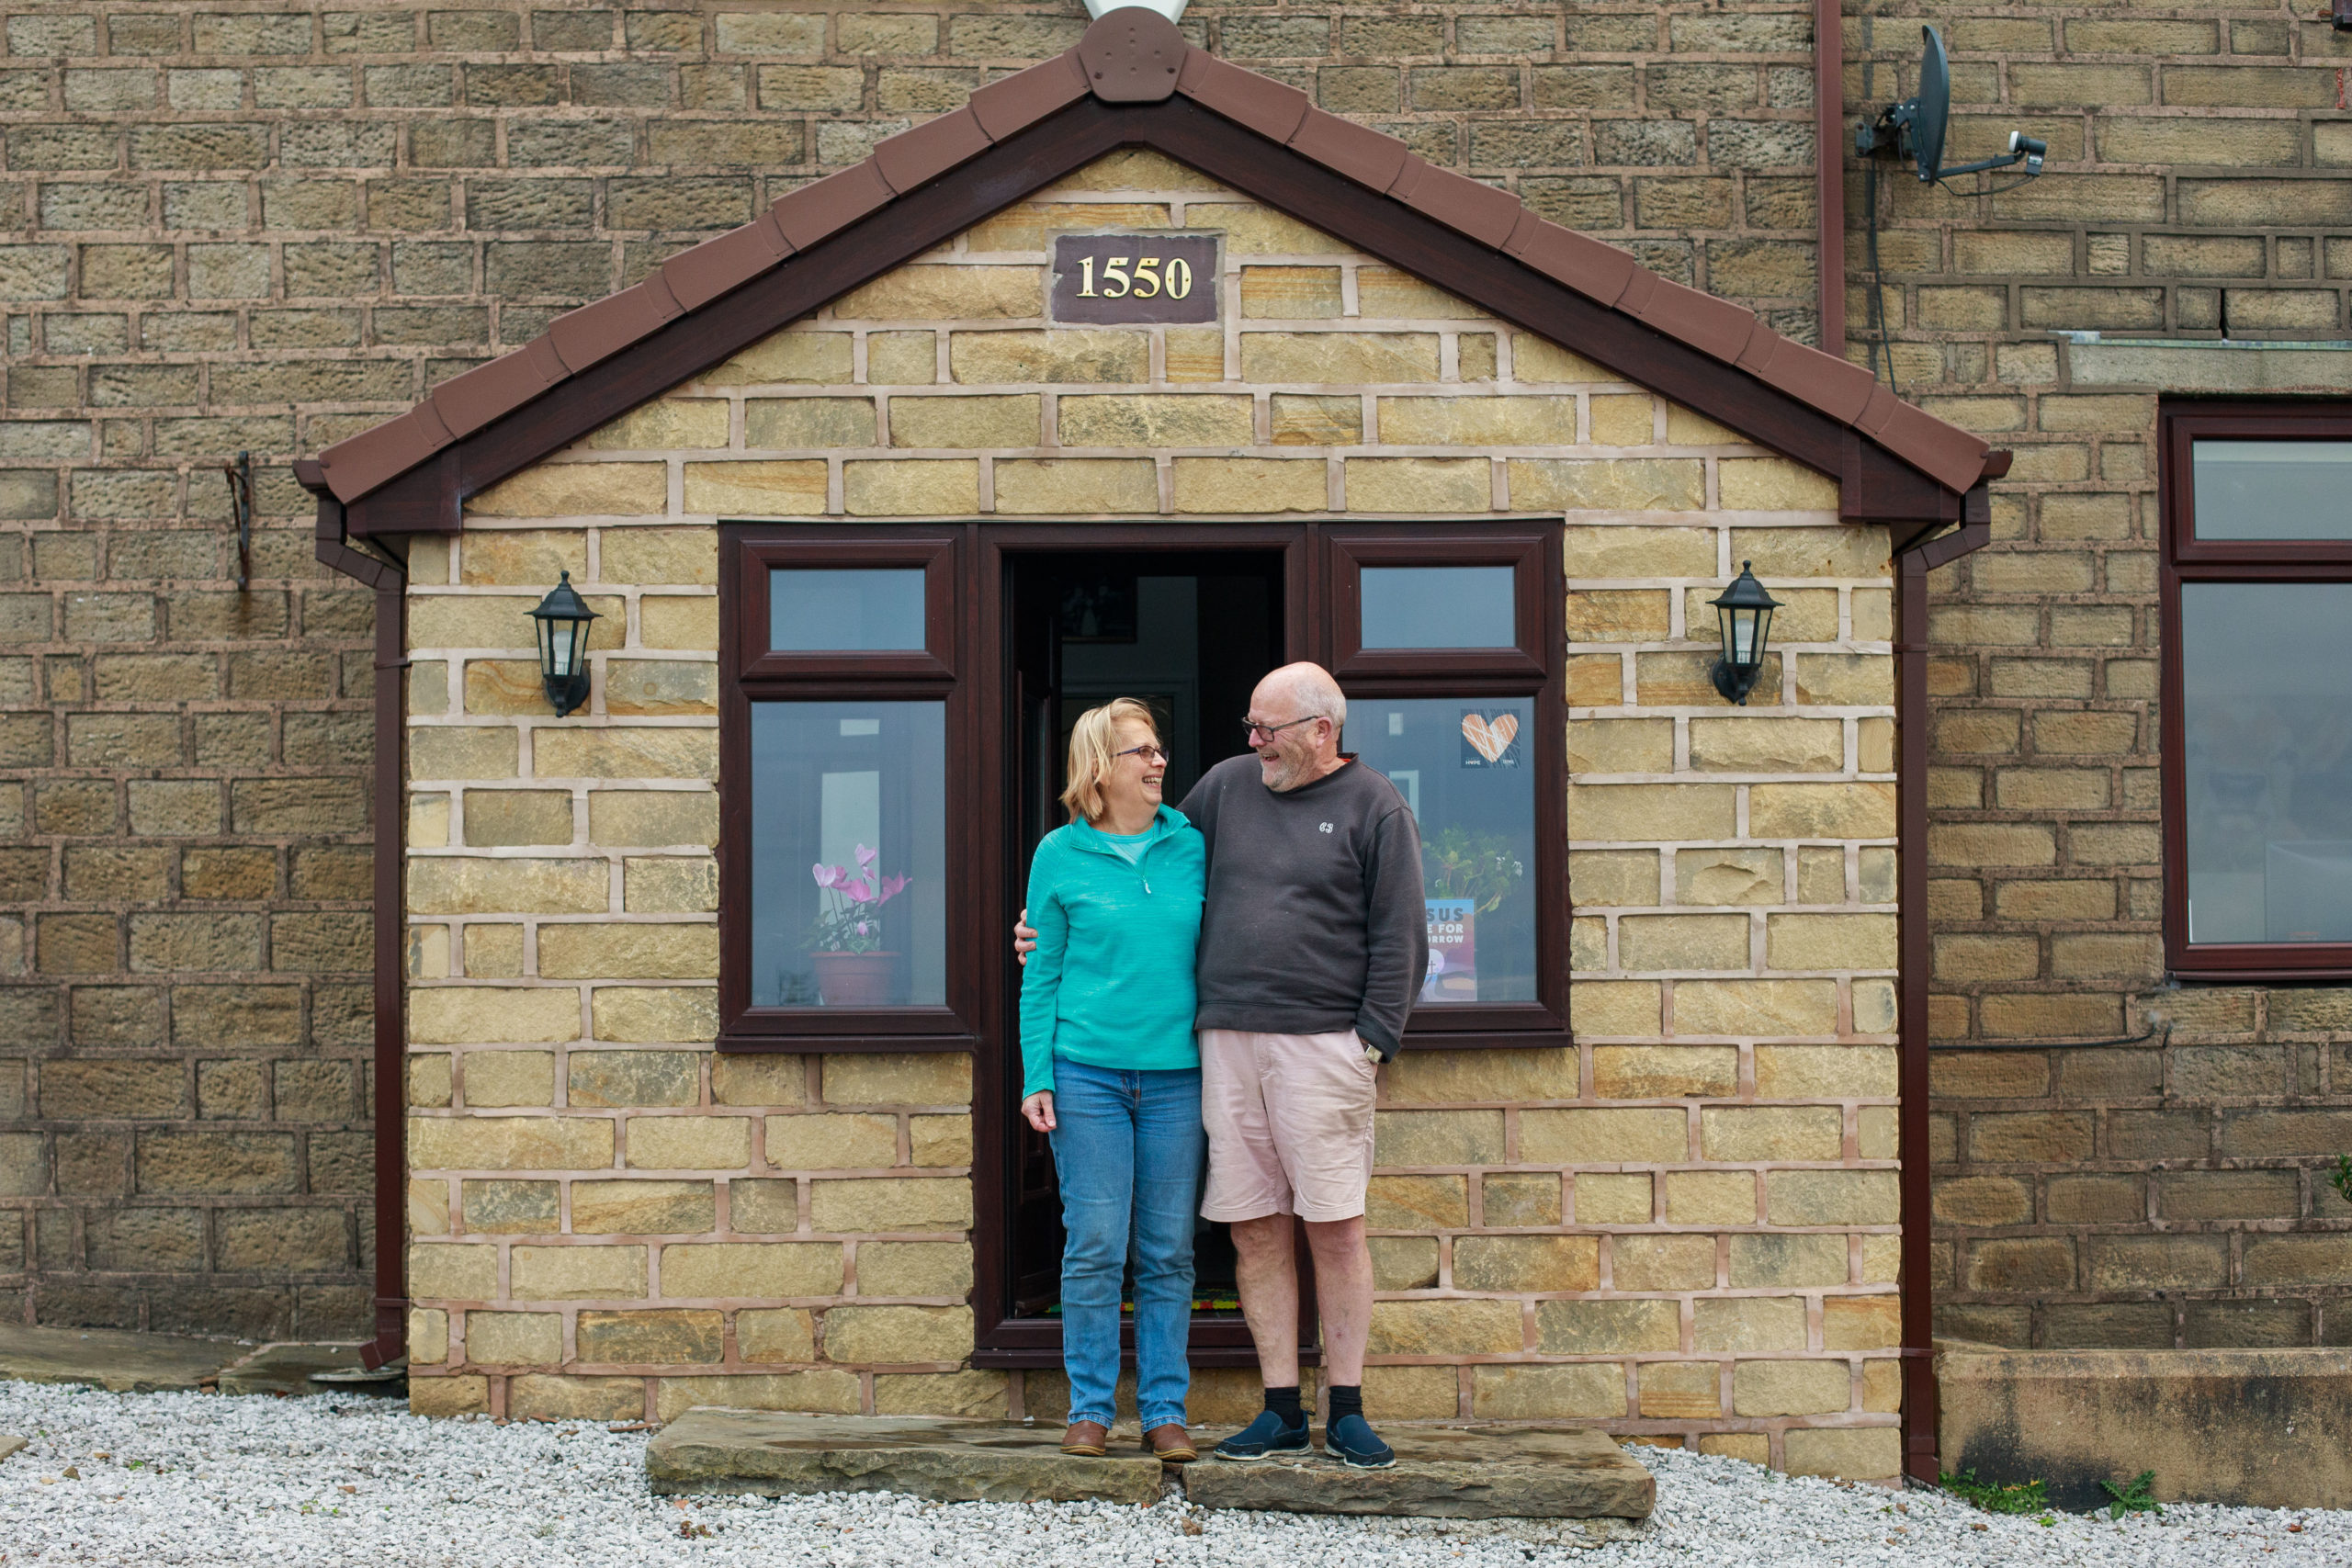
[1048,1059,1204,1431]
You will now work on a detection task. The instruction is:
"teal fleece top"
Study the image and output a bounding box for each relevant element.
[1018,805,1205,1098]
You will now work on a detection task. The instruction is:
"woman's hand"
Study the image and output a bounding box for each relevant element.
[1021,1090,1056,1133]
[1012,906,1037,966]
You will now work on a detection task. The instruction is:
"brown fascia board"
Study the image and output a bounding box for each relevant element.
[318,15,1990,513]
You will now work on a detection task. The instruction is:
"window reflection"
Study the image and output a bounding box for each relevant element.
[1351,696,1536,1002]
[1361,566,1516,649]
[2191,442,2352,542]
[751,702,946,1005]
[2180,582,2352,943]
[770,568,926,651]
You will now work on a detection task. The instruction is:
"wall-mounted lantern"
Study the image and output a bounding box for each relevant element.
[530,571,598,717]
[1709,561,1781,705]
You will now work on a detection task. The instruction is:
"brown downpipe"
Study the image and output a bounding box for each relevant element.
[297,461,409,1372]
[1815,0,1847,357]
[1895,547,1935,1483]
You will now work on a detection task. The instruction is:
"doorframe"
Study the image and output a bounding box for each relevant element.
[971,520,1317,1368]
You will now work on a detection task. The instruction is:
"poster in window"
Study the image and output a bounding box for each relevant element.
[1459,709,1522,769]
[1423,897,1477,1002]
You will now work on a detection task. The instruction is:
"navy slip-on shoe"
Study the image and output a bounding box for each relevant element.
[1213,1408,1311,1461]
[1322,1413,1396,1470]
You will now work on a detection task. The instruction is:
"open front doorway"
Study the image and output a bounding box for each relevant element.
[1001,546,1285,1343]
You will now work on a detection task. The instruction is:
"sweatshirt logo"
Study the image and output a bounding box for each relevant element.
[1318,822,1333,834]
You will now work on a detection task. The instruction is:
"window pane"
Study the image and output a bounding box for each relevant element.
[751,701,946,1005]
[1361,566,1516,649]
[2191,442,2352,542]
[1351,696,1537,1002]
[770,568,926,651]
[2180,582,2352,944]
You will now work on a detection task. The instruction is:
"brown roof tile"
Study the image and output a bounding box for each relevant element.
[315,16,1993,507]
[771,160,895,253]
[874,104,991,193]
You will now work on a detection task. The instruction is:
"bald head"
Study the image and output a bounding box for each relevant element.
[1248,661,1348,792]
[1254,661,1346,736]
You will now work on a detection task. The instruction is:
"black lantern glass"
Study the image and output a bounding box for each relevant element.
[1708,560,1781,705]
[529,570,598,717]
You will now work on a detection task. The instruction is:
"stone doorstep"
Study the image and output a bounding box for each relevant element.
[646,1409,1655,1520]
[1182,1425,1655,1519]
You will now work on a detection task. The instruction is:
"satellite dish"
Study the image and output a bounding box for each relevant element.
[1910,27,1950,184]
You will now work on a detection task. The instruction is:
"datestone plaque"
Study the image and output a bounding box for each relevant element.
[1050,232,1220,325]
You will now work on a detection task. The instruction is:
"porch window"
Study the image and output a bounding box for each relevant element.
[2161,403,2352,978]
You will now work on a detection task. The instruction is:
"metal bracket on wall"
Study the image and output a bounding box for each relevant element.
[220,449,252,590]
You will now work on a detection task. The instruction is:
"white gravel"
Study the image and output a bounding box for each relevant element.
[0,1379,2345,1566]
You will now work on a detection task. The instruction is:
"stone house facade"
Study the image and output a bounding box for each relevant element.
[0,0,2346,1481]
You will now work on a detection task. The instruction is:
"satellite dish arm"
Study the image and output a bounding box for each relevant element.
[1937,131,2047,181]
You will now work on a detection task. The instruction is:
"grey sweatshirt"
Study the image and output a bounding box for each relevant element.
[1178,753,1429,1059]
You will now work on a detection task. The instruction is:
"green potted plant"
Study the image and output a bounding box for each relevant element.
[1420,827,1523,1002]
[808,846,910,1007]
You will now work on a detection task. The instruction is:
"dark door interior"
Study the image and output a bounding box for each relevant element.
[1005,548,1284,1325]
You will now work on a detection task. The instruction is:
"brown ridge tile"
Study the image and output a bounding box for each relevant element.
[1506,219,1636,305]
[969,51,1088,141]
[1289,108,1409,193]
[1635,280,1759,366]
[430,337,566,440]
[1854,385,1903,438]
[1979,449,2015,480]
[662,210,792,312]
[1615,265,1660,316]
[1178,53,1309,144]
[291,457,326,491]
[1401,165,1521,250]
[413,397,455,446]
[319,408,450,504]
[1077,8,1185,104]
[772,161,894,252]
[874,106,991,194]
[548,281,685,377]
[1753,341,1878,426]
[1502,210,1545,255]
[1872,399,1991,493]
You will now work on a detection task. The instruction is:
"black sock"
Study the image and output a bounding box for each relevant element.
[1327,1384,1363,1425]
[1263,1385,1303,1425]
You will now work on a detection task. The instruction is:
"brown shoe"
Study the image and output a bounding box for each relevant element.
[1060,1420,1109,1457]
[1144,1424,1199,1463]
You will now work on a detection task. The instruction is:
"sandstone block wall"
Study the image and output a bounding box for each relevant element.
[1846,2,2352,1346]
[398,160,1904,1473]
[0,0,1840,1343]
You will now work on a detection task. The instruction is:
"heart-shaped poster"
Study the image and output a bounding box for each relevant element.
[1461,710,1520,765]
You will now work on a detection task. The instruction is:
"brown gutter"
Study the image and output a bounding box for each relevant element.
[1815,0,1846,356]
[298,460,408,1372]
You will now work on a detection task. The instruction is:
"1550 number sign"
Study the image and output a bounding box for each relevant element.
[1051,233,1220,325]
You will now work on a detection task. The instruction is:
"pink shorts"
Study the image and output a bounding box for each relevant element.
[1198,1028,1379,1224]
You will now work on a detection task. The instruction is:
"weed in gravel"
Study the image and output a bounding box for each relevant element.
[2330,1155,2352,1208]
[1941,1469,2052,1515]
[2103,1470,2163,1521]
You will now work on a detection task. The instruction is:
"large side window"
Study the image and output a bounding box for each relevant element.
[2161,403,2352,978]
[718,526,977,1048]
[1326,524,1569,1044]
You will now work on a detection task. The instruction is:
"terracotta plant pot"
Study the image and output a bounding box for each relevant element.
[813,950,899,1007]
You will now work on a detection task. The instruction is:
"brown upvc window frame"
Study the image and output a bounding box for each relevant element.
[717,523,981,1052]
[1324,522,1571,1047]
[2159,400,2352,981]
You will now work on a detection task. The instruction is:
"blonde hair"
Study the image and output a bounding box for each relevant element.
[1060,698,1160,824]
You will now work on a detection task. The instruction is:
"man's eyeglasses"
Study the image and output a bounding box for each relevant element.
[1115,743,1170,763]
[1241,715,1324,742]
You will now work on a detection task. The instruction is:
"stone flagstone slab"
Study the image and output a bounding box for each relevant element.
[0,1323,242,1393]
[1181,1426,1655,1518]
[646,1409,1164,1505]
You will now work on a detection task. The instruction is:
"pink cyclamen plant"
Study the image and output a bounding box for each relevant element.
[808,846,910,953]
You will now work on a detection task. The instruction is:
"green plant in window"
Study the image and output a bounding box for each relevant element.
[1422,826,1524,913]
[808,844,910,953]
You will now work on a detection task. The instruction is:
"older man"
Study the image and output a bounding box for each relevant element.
[1024,661,1425,1467]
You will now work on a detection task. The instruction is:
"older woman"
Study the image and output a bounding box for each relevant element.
[1019,698,1207,1463]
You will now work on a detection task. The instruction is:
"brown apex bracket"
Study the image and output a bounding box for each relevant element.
[1080,8,1185,103]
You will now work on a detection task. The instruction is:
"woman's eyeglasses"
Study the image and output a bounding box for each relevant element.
[1116,743,1170,764]
[1241,715,1323,742]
